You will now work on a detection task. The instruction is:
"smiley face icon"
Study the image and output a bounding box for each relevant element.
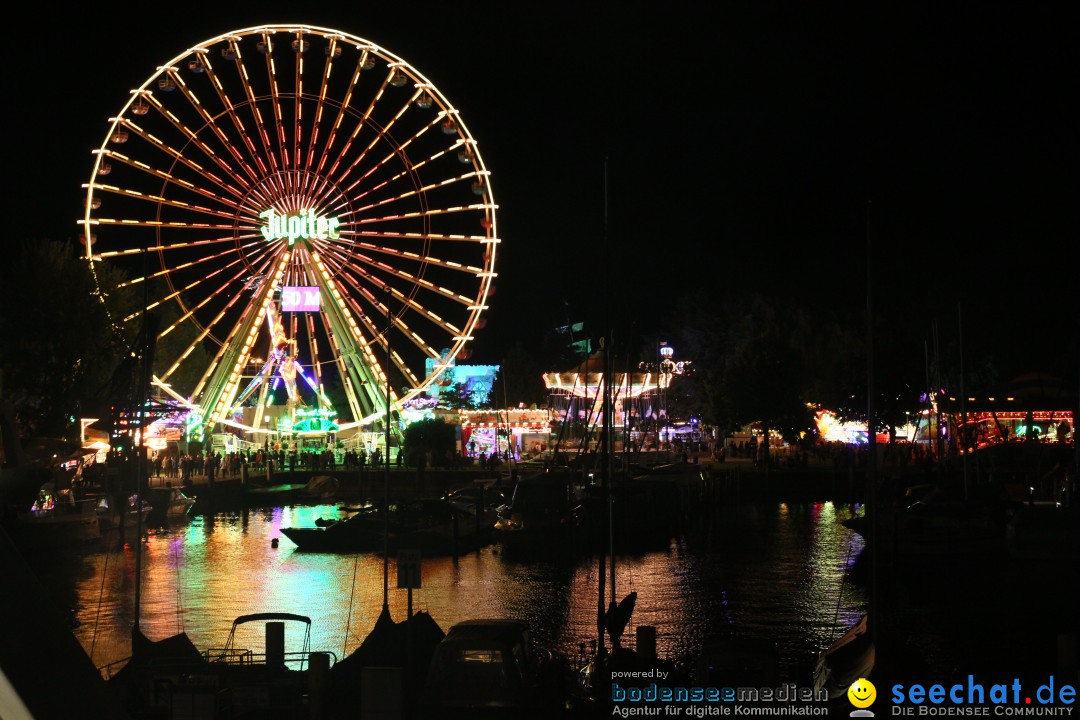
[848,678,876,708]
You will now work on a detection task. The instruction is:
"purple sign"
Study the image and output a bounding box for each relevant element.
[281,286,321,312]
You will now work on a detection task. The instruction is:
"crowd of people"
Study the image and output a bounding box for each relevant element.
[147,445,393,485]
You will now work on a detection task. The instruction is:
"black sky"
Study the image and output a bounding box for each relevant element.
[9,2,1077,383]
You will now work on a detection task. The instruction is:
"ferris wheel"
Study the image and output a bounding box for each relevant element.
[80,25,498,439]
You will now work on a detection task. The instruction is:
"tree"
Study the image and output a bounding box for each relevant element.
[0,240,129,438]
[498,341,547,408]
[401,417,456,466]
[672,292,826,453]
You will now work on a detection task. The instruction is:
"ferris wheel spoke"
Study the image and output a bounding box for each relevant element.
[91,234,253,260]
[106,118,250,202]
[314,49,372,182]
[186,248,291,401]
[319,242,485,310]
[351,201,498,228]
[90,148,247,212]
[154,245,281,342]
[335,109,440,199]
[257,31,298,198]
[329,236,490,278]
[143,73,263,191]
[120,246,268,324]
[230,39,286,187]
[330,91,419,193]
[289,31,307,185]
[170,53,263,187]
[302,35,354,199]
[346,227,496,244]
[337,168,492,219]
[333,264,466,338]
[322,65,400,184]
[332,270,445,363]
[86,182,243,225]
[207,36,272,179]
[114,241,259,290]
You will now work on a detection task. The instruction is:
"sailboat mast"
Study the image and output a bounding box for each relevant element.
[605,334,615,606]
[134,313,158,633]
[866,201,878,652]
[382,284,391,614]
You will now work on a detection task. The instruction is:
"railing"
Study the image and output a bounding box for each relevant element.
[203,648,338,671]
[211,433,263,456]
[97,648,338,679]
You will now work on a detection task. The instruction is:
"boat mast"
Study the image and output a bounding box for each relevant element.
[605,332,615,611]
[866,201,878,653]
[133,224,159,633]
[382,284,391,615]
[597,157,618,659]
[604,159,616,611]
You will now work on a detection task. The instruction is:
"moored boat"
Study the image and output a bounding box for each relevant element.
[813,613,875,700]
[157,486,197,518]
[94,493,153,535]
[491,472,581,553]
[280,497,489,555]
[420,618,569,717]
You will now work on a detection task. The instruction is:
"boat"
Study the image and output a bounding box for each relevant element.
[843,482,1013,557]
[2,481,102,551]
[148,485,197,519]
[813,613,875,700]
[420,618,569,717]
[577,470,682,551]
[491,471,581,553]
[3,492,100,548]
[107,613,339,718]
[694,632,781,687]
[330,607,447,715]
[443,483,508,517]
[94,492,153,535]
[280,504,383,552]
[281,497,490,555]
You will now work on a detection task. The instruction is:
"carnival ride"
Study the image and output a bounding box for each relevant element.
[80,25,497,443]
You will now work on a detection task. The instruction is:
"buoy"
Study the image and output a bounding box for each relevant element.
[271,538,279,548]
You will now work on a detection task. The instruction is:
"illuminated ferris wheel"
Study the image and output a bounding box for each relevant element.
[81,25,498,439]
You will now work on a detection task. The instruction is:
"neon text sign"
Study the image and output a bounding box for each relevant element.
[259,209,341,245]
[281,287,321,312]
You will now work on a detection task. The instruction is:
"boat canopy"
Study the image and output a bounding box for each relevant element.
[230,612,312,627]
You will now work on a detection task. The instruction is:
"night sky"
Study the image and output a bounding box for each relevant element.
[10,2,1076,384]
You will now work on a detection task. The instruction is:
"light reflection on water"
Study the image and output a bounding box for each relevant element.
[71,501,866,678]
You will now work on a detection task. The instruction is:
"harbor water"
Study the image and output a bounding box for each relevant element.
[45,500,868,682]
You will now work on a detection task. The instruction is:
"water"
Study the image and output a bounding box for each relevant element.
[53,501,868,679]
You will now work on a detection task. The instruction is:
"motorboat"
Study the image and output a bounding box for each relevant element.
[281,498,489,555]
[443,484,507,516]
[3,484,101,550]
[420,618,567,716]
[162,487,197,518]
[491,472,580,553]
[695,632,780,687]
[280,504,383,552]
[95,493,153,535]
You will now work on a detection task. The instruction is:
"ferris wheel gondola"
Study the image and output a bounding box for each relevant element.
[81,25,497,439]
